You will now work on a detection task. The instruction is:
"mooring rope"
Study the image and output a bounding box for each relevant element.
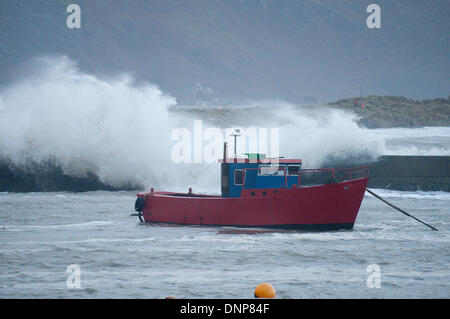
[366,188,438,231]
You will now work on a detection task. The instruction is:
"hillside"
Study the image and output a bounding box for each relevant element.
[327,95,450,128]
[172,95,450,129]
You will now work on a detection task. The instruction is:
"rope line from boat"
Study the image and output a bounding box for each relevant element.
[366,188,438,231]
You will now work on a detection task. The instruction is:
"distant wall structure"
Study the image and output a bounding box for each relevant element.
[367,156,450,192]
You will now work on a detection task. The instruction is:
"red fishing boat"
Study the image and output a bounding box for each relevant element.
[134,143,369,231]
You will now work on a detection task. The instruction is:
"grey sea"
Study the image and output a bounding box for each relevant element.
[0,188,448,298]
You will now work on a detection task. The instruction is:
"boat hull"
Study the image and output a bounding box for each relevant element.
[138,177,368,231]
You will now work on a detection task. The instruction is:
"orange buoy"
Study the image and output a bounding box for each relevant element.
[165,295,176,299]
[254,283,276,298]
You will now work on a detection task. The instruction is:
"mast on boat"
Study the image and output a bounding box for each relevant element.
[230,129,241,158]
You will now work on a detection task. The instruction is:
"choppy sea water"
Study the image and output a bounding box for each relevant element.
[0,57,448,299]
[0,189,448,298]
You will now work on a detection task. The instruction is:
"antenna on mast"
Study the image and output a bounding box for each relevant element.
[230,129,241,157]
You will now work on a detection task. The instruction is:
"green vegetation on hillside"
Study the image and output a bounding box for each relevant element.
[172,95,449,129]
[327,95,450,128]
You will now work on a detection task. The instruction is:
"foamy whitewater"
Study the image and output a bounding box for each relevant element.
[0,56,179,189]
[0,57,449,298]
[1,57,449,191]
[0,56,389,192]
[371,126,450,156]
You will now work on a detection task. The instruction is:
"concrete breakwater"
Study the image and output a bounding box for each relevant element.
[0,156,449,192]
[367,155,449,192]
